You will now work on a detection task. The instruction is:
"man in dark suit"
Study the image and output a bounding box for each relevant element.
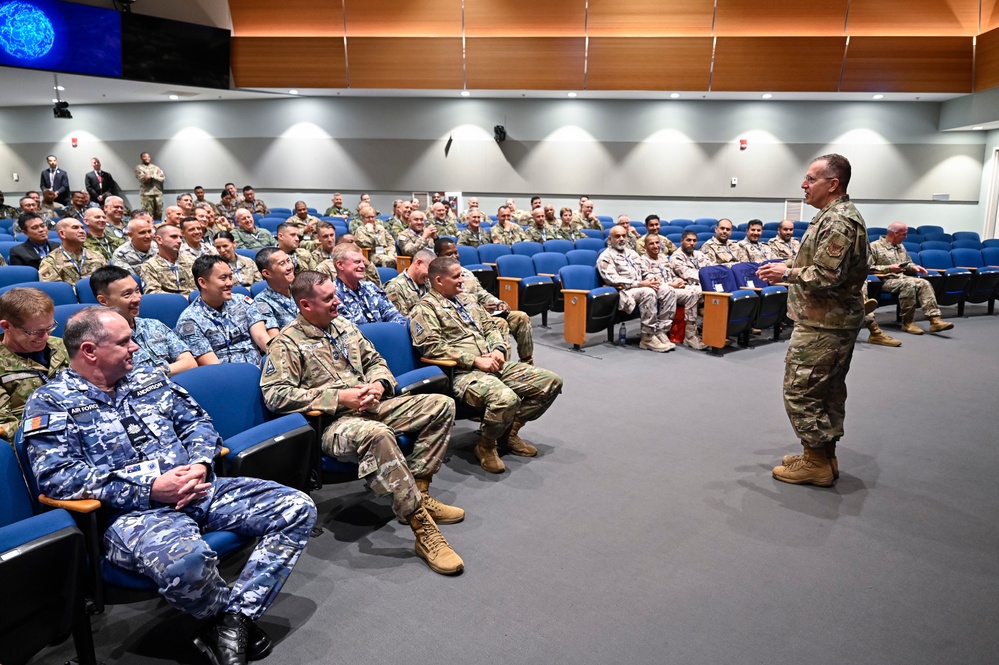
[40,155,70,205]
[9,213,60,270]
[84,157,120,207]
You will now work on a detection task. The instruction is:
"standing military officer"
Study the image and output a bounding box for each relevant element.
[23,307,316,665]
[410,257,562,474]
[134,151,165,219]
[261,271,465,575]
[0,288,69,442]
[757,154,869,487]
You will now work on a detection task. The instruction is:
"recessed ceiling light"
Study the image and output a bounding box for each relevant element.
[51,98,58,103]
[168,94,179,100]
[53,85,64,91]
[567,92,577,98]
[670,93,680,99]
[872,94,884,100]
[288,89,299,95]
[460,90,470,97]
[973,126,984,130]
[761,93,773,99]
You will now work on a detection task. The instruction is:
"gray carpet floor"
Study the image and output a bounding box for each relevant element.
[33,305,999,665]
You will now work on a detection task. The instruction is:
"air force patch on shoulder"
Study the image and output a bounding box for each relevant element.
[414,321,424,336]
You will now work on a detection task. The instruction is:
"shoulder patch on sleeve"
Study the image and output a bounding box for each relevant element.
[414,321,424,336]
[179,319,196,336]
[24,412,68,436]
[263,356,277,377]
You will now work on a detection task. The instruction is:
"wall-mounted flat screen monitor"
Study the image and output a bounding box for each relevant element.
[0,0,121,76]
[121,13,230,90]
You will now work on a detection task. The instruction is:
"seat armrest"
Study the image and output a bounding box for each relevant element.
[421,357,458,367]
[38,495,101,513]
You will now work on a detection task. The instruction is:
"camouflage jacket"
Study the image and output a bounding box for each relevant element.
[112,241,158,276]
[397,229,435,257]
[287,247,317,274]
[596,246,644,289]
[384,217,407,239]
[523,224,556,244]
[638,254,684,285]
[734,239,774,263]
[700,237,740,266]
[238,199,270,216]
[134,163,165,196]
[552,223,585,242]
[409,289,506,370]
[354,223,397,261]
[668,250,711,286]
[460,268,502,309]
[768,236,801,260]
[254,286,299,332]
[226,255,262,287]
[131,317,191,372]
[868,237,913,277]
[0,336,69,442]
[178,241,218,261]
[231,227,276,251]
[456,228,491,248]
[260,314,395,418]
[785,195,868,330]
[490,223,526,246]
[637,234,677,257]
[175,295,265,364]
[383,271,427,317]
[23,366,221,520]
[38,247,105,283]
[139,254,197,296]
[334,277,407,327]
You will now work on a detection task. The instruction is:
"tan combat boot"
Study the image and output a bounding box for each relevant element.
[782,442,839,480]
[683,321,706,350]
[640,333,670,352]
[900,313,924,335]
[867,321,902,347]
[864,298,879,315]
[474,435,506,473]
[928,316,954,332]
[773,446,835,486]
[414,477,465,524]
[406,505,464,575]
[503,420,538,457]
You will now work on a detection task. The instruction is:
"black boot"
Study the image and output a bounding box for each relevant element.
[247,621,273,661]
[193,612,249,665]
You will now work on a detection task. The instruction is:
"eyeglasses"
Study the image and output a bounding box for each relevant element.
[803,175,833,185]
[17,323,58,337]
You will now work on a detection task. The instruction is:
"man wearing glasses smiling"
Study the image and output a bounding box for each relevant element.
[0,288,68,442]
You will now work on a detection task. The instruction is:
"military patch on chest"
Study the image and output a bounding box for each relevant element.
[68,403,100,416]
[2,371,42,384]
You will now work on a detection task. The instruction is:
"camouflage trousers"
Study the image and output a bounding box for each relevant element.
[622,285,676,335]
[882,275,941,318]
[370,253,397,269]
[454,361,563,440]
[140,194,163,221]
[495,310,534,361]
[104,476,316,621]
[783,324,859,448]
[321,393,455,519]
[674,285,701,322]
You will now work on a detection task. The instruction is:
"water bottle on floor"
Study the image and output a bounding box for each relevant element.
[618,321,627,345]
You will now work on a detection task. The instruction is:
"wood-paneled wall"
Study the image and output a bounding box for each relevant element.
[229,0,998,93]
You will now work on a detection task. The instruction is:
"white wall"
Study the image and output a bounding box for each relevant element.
[0,96,987,231]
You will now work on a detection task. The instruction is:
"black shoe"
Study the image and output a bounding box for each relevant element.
[247,621,273,661]
[193,612,249,665]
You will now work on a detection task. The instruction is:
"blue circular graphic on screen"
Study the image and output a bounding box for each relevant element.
[0,1,55,60]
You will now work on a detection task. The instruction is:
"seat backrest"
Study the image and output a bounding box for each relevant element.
[235,248,258,261]
[670,219,694,227]
[923,232,953,243]
[730,262,764,288]
[477,244,513,263]
[579,228,603,239]
[694,218,718,227]
[982,247,999,265]
[75,277,99,304]
[52,303,89,337]
[920,241,952,252]
[173,363,266,440]
[512,241,543,257]
[559,265,601,291]
[456,245,479,265]
[951,240,983,250]
[597,216,615,229]
[696,232,714,242]
[495,254,537,278]
[377,267,399,284]
[233,285,252,298]
[902,242,921,255]
[0,281,77,305]
[763,222,780,231]
[140,293,190,328]
[983,239,999,249]
[952,231,981,242]
[0,265,41,288]
[917,249,954,270]
[565,249,598,266]
[686,225,709,234]
[950,248,984,269]
[573,237,606,252]
[0,441,34,526]
[257,218,281,234]
[359,321,418,376]
[251,280,267,296]
[916,225,944,236]
[0,241,19,263]
[543,239,574,254]
[698,265,739,293]
[533,252,569,276]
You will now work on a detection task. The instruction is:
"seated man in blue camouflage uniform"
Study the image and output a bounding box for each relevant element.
[175,255,270,365]
[90,265,197,377]
[253,247,298,338]
[329,243,408,327]
[22,306,317,665]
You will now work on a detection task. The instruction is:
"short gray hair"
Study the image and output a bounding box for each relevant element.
[63,306,117,358]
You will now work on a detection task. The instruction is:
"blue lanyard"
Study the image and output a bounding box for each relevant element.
[60,248,84,276]
[451,298,480,332]
[229,259,242,282]
[319,327,363,378]
[197,298,232,350]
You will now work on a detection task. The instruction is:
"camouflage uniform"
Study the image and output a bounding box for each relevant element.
[638,254,700,323]
[217,200,240,222]
[178,241,218,261]
[315,258,381,287]
[410,289,561,440]
[552,224,585,242]
[0,336,69,442]
[0,203,19,219]
[432,217,459,238]
[490,223,526,246]
[461,268,533,361]
[84,234,125,263]
[734,239,774,263]
[283,214,321,235]
[134,162,165,219]
[231,227,276,251]
[637,234,677,257]
[700,237,740,266]
[238,199,270,216]
[782,195,867,448]
[112,242,159,277]
[384,217,407,239]
[353,223,397,268]
[175,295,265,364]
[139,254,197,296]
[254,286,298,332]
[226,255,262,288]
[287,247,317,274]
[768,236,801,260]
[260,315,455,519]
[397,229,434,257]
[523,224,556,244]
[324,205,351,217]
[38,247,105,283]
[571,213,602,231]
[23,366,316,621]
[62,204,88,221]
[334,277,407,327]
[383,271,427,317]
[597,246,676,337]
[869,237,942,319]
[131,317,191,374]
[456,228,491,248]
[669,249,712,288]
